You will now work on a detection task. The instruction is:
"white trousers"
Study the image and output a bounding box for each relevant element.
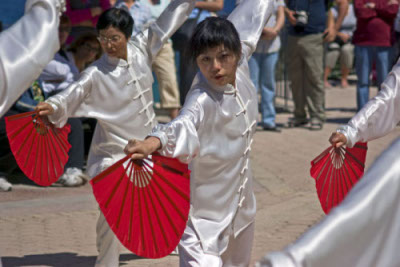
[179,222,255,267]
[95,212,120,267]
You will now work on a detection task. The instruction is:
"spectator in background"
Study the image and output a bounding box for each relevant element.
[248,0,285,132]
[141,0,182,119]
[115,0,152,35]
[353,0,398,111]
[174,0,224,104]
[393,8,400,65]
[41,16,101,95]
[42,17,102,187]
[40,17,101,187]
[324,2,356,89]
[66,0,111,43]
[67,33,102,71]
[285,0,348,130]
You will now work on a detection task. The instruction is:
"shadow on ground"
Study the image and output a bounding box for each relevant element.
[325,117,352,124]
[325,107,357,113]
[2,253,141,267]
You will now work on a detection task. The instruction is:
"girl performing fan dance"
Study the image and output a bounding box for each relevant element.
[35,2,196,266]
[330,60,400,148]
[124,0,273,265]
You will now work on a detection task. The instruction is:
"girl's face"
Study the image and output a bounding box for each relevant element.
[98,26,128,60]
[196,45,239,87]
[77,40,101,64]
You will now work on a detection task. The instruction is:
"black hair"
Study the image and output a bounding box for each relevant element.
[96,8,134,39]
[188,17,242,63]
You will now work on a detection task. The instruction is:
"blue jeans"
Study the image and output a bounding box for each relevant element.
[355,45,392,111]
[248,52,279,127]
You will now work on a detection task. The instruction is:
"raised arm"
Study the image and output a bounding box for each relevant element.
[228,0,274,60]
[0,0,64,117]
[139,0,196,61]
[336,63,400,147]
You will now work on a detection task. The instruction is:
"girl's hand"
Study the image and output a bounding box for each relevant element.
[35,102,54,116]
[124,137,161,160]
[329,132,347,148]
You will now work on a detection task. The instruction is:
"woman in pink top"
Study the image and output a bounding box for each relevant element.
[65,0,111,43]
[353,0,398,111]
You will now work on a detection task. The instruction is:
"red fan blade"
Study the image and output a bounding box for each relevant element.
[5,111,71,186]
[310,142,368,214]
[90,153,191,259]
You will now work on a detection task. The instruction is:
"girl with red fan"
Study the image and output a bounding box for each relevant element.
[124,0,273,265]
[329,60,400,148]
[35,2,196,266]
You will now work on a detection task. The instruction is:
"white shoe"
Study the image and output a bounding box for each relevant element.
[57,168,88,187]
[0,177,12,192]
[170,247,179,255]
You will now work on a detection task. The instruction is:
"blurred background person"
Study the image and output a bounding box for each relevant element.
[324,2,356,89]
[247,0,285,132]
[65,0,111,43]
[141,0,182,119]
[284,0,348,130]
[41,16,102,95]
[172,0,224,104]
[41,17,101,187]
[114,0,152,35]
[352,0,398,111]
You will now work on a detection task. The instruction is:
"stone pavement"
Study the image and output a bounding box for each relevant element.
[0,85,399,267]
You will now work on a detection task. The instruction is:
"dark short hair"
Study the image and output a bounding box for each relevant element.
[96,8,134,39]
[188,17,242,62]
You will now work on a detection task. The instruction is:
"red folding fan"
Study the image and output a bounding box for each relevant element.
[310,142,368,214]
[5,110,71,186]
[90,153,190,259]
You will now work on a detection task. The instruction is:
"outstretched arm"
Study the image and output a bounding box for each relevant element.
[139,0,196,61]
[0,0,65,117]
[335,63,400,147]
[39,73,93,128]
[228,0,274,60]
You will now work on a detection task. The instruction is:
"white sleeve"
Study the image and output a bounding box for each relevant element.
[337,62,400,147]
[228,0,274,60]
[0,0,65,117]
[149,95,203,164]
[134,0,196,62]
[46,72,92,128]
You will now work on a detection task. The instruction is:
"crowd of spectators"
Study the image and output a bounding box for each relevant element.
[1,0,400,191]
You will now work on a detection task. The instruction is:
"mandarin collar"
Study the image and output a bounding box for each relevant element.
[198,72,237,94]
[104,42,133,67]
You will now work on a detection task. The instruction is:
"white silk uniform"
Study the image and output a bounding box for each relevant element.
[0,0,64,117]
[257,138,400,267]
[45,1,196,266]
[149,0,273,266]
[337,59,400,147]
[255,57,400,267]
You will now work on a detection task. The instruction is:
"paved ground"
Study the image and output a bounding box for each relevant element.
[0,84,399,267]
